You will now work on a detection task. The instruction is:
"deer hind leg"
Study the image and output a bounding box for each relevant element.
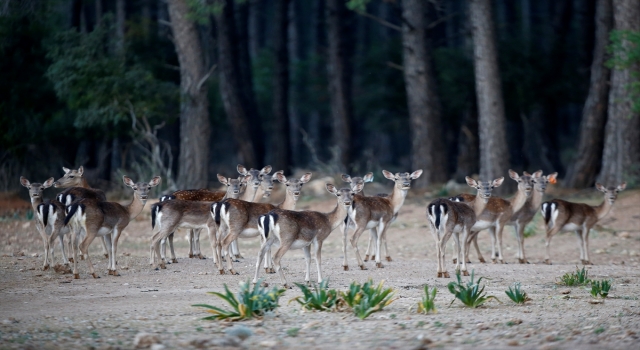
[79,230,99,279]
[471,232,484,263]
[231,240,242,259]
[194,229,204,259]
[302,245,312,284]
[582,225,593,265]
[375,221,386,268]
[100,236,109,259]
[495,224,506,263]
[342,221,349,270]
[349,226,369,270]
[438,233,450,278]
[364,229,375,261]
[515,222,527,264]
[460,228,470,276]
[253,236,276,284]
[159,235,167,262]
[187,229,194,258]
[103,234,114,275]
[111,227,123,276]
[167,232,177,263]
[221,227,240,275]
[272,241,293,288]
[40,232,51,271]
[313,239,324,283]
[544,226,562,265]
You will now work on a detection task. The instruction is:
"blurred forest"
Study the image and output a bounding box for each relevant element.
[1,0,639,195]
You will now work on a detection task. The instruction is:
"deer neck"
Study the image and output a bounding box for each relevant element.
[470,196,489,217]
[240,185,259,202]
[253,186,268,203]
[326,202,349,231]
[595,196,614,220]
[77,177,91,188]
[278,192,298,211]
[30,196,43,212]
[126,195,147,220]
[509,188,529,214]
[530,189,545,210]
[388,185,409,214]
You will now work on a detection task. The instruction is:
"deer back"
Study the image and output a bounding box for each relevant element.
[350,195,394,226]
[57,187,106,206]
[268,209,332,243]
[152,199,213,230]
[172,189,226,202]
[220,199,277,230]
[541,199,596,229]
[427,198,475,232]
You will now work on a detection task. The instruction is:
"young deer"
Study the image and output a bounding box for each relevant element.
[341,170,423,270]
[541,182,626,265]
[64,176,161,278]
[253,183,361,288]
[215,172,311,275]
[451,170,531,264]
[162,165,272,260]
[149,175,248,270]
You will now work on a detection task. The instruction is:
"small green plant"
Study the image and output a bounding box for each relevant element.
[505,283,531,304]
[193,280,285,321]
[447,270,499,308]
[417,284,437,314]
[291,279,339,311]
[590,280,612,298]
[557,266,590,286]
[523,223,536,238]
[286,328,300,337]
[594,326,606,334]
[340,279,396,319]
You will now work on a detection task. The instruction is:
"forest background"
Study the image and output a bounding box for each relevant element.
[1,0,639,196]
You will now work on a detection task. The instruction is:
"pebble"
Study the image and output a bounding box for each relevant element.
[259,340,278,347]
[225,325,253,340]
[560,289,571,295]
[133,332,161,348]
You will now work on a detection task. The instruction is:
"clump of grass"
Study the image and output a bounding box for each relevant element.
[523,223,537,238]
[590,280,612,299]
[341,279,397,319]
[505,283,531,304]
[291,279,339,311]
[193,280,285,321]
[417,284,437,314]
[286,328,300,337]
[557,266,590,286]
[447,270,499,308]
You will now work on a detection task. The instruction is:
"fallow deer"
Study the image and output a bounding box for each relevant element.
[215,172,311,275]
[149,175,248,270]
[341,169,422,270]
[426,176,502,277]
[541,182,626,265]
[64,175,161,278]
[253,183,361,288]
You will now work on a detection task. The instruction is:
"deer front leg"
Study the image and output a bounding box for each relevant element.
[103,234,114,274]
[342,222,349,270]
[364,229,375,261]
[194,229,204,259]
[168,233,177,263]
[302,245,312,284]
[582,225,593,265]
[383,234,392,262]
[515,222,528,263]
[544,226,562,265]
[349,226,368,269]
[313,239,324,283]
[495,224,506,263]
[111,228,123,276]
[375,221,386,268]
[221,232,239,275]
[488,227,498,262]
[231,240,242,259]
[460,228,470,276]
[71,228,81,278]
[187,229,195,258]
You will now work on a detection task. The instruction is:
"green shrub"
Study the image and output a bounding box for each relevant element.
[291,279,339,311]
[417,284,437,314]
[557,266,590,286]
[505,283,530,304]
[193,280,285,321]
[590,280,612,299]
[447,270,499,308]
[340,279,396,319]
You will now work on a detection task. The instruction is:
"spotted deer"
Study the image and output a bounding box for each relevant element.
[160,165,272,260]
[427,176,503,277]
[253,183,361,288]
[341,170,422,270]
[215,172,310,275]
[149,175,248,270]
[64,176,161,278]
[541,182,626,265]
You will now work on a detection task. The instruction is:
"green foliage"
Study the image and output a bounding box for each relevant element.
[505,283,530,304]
[286,328,300,337]
[557,266,591,286]
[193,280,285,321]
[340,279,396,320]
[186,0,224,24]
[607,30,640,112]
[417,285,437,314]
[523,223,537,238]
[346,0,372,13]
[292,280,339,311]
[590,280,612,299]
[447,270,499,308]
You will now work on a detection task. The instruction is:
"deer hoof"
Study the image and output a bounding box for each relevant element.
[466,260,472,264]
[219,269,225,275]
[376,262,383,268]
[479,258,486,263]
[160,264,167,270]
[80,255,85,261]
[260,281,269,287]
[364,255,369,262]
[582,260,592,265]
[235,254,244,259]
[359,265,367,270]
[283,284,293,290]
[371,255,376,260]
[112,271,120,276]
[43,265,50,271]
[189,254,194,258]
[230,269,239,275]
[68,258,74,263]
[171,259,178,263]
[544,259,552,265]
[463,270,470,276]
[443,272,450,278]
[198,254,206,259]
[74,273,80,279]
[265,268,270,273]
[103,254,109,259]
[437,272,442,278]
[108,270,113,275]
[343,266,349,271]
[518,259,527,264]
[386,256,392,262]
[452,258,457,264]
[91,273,100,279]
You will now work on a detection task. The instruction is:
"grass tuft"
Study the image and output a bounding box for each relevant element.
[447,270,499,308]
[590,279,612,299]
[341,279,397,319]
[291,279,339,311]
[557,266,590,286]
[417,284,437,314]
[505,283,531,304]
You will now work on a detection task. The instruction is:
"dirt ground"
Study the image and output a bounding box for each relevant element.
[1,184,640,349]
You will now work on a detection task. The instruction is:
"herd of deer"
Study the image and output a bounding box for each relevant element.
[19,165,626,288]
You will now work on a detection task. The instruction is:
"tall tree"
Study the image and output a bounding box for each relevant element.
[326,0,353,170]
[469,0,510,193]
[167,0,211,188]
[215,0,257,167]
[564,0,612,188]
[271,0,291,171]
[401,0,447,188]
[598,0,640,185]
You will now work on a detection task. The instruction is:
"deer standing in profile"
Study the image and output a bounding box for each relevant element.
[541,182,626,265]
[427,176,502,277]
[64,176,161,278]
[253,183,361,288]
[341,170,422,270]
[215,172,310,275]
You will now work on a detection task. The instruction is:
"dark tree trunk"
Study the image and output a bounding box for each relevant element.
[598,0,640,185]
[272,0,291,171]
[215,0,257,167]
[288,0,303,166]
[454,107,480,182]
[326,0,353,170]
[116,0,125,54]
[95,0,102,27]
[401,0,448,188]
[167,0,211,189]
[469,0,511,193]
[71,0,82,30]
[564,0,612,188]
[249,0,266,59]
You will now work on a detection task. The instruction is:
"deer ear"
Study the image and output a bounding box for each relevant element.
[43,177,55,188]
[275,172,287,183]
[595,183,606,192]
[382,170,395,180]
[325,183,338,195]
[237,164,248,175]
[547,172,558,182]
[62,167,70,174]
[363,172,374,182]
[20,176,30,188]
[217,174,228,185]
[149,176,162,187]
[77,166,84,176]
[493,177,505,187]
[353,183,364,193]
[241,175,251,183]
[300,172,312,183]
[341,174,352,183]
[617,182,627,191]
[123,176,135,187]
[465,176,477,187]
[410,169,423,179]
[260,165,272,175]
[532,170,543,178]
[508,169,519,180]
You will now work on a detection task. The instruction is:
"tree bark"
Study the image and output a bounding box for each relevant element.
[116,0,125,54]
[326,0,353,170]
[598,0,640,185]
[401,0,448,188]
[469,0,511,193]
[564,0,612,188]
[215,0,257,167]
[272,0,291,171]
[167,0,211,189]
[288,0,302,166]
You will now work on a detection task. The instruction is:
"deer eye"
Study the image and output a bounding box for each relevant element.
[69,176,74,179]
[337,193,341,196]
[133,187,138,190]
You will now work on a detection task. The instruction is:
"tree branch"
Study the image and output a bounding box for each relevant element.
[386,61,403,71]
[355,10,402,32]
[196,64,217,91]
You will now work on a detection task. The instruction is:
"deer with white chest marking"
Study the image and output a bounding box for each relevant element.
[541,182,626,265]
[253,183,361,288]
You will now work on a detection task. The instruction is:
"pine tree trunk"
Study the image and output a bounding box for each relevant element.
[215,0,257,167]
[401,0,448,188]
[326,0,352,170]
[598,0,640,185]
[272,0,291,171]
[564,0,612,188]
[167,0,211,189]
[469,0,511,193]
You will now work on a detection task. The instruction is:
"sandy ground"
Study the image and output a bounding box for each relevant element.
[1,185,640,349]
